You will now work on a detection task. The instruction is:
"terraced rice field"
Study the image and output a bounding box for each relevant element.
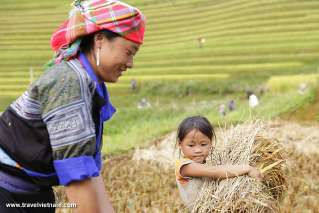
[0,0,319,97]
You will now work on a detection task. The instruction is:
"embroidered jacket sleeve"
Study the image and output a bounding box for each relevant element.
[31,61,98,186]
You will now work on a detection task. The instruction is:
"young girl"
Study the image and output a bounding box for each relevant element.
[175,116,262,211]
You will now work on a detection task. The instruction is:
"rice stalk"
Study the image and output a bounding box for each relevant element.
[192,121,286,213]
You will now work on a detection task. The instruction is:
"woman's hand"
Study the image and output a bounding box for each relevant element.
[248,166,263,181]
[65,175,115,213]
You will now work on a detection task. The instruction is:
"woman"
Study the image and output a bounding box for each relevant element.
[0,0,145,212]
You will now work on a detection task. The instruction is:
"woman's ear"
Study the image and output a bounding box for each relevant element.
[94,32,105,49]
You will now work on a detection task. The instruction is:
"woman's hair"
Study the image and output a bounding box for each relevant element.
[79,29,120,53]
[176,115,216,144]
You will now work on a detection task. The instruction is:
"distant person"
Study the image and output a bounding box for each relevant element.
[228,100,235,111]
[137,98,151,109]
[197,37,206,48]
[130,79,138,92]
[219,104,226,116]
[246,90,253,100]
[298,83,307,94]
[174,116,263,211]
[0,1,145,212]
[249,93,259,108]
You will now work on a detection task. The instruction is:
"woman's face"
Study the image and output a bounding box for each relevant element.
[95,35,140,83]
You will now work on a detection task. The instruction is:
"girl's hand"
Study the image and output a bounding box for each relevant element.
[248,166,263,181]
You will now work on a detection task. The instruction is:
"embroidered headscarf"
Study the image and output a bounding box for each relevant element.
[51,0,145,63]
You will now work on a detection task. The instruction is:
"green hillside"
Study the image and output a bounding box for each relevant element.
[1,0,318,97]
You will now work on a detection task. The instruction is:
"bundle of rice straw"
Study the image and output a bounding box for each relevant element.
[192,121,286,213]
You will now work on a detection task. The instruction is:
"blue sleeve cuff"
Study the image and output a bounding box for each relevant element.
[53,156,99,186]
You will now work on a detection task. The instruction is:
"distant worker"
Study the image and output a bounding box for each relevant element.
[197,37,206,48]
[219,104,226,116]
[298,83,307,94]
[249,93,259,108]
[246,90,253,100]
[137,98,151,109]
[228,100,235,111]
[131,79,137,92]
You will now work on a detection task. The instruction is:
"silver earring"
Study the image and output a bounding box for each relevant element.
[96,48,100,67]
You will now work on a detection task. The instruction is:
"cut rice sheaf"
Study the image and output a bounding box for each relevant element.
[192,121,287,213]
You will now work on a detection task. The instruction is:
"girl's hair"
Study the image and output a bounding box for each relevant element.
[176,115,216,144]
[80,29,120,53]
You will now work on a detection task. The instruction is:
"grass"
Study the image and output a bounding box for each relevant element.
[102,87,317,154]
[127,62,304,75]
[266,74,319,92]
[102,95,216,154]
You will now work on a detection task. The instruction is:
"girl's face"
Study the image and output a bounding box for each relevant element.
[94,35,140,83]
[179,129,212,163]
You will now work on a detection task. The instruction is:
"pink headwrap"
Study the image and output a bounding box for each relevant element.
[51,0,145,62]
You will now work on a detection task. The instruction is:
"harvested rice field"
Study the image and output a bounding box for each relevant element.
[55,120,319,213]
